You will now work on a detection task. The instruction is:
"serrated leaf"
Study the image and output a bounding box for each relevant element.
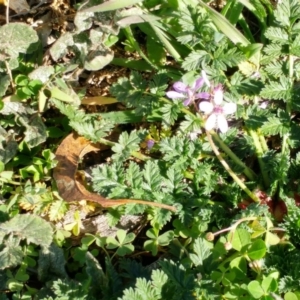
[179,113,202,135]
[160,102,181,126]
[112,130,143,160]
[260,117,289,136]
[49,200,68,222]
[182,50,210,71]
[265,61,286,78]
[0,214,53,248]
[260,77,291,101]
[0,243,23,270]
[265,27,289,44]
[142,160,162,192]
[190,237,212,267]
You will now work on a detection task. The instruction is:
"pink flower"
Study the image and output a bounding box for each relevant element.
[166,77,210,106]
[147,139,155,150]
[199,85,236,133]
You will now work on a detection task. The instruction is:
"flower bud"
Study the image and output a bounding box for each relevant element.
[205,232,215,241]
[224,242,232,251]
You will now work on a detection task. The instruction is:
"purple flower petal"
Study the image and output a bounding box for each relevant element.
[166,91,186,99]
[147,139,155,150]
[193,77,204,90]
[183,98,192,106]
[195,92,210,100]
[173,81,188,93]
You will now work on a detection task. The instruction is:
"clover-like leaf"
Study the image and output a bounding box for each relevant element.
[106,229,135,256]
[247,239,267,260]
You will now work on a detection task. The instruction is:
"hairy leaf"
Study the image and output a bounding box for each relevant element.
[0,214,53,248]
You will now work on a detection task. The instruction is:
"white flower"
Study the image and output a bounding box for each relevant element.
[199,85,236,133]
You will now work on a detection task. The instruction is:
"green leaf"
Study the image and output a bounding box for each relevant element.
[50,32,74,61]
[189,237,212,267]
[248,281,265,299]
[49,200,68,222]
[116,244,134,256]
[147,37,166,66]
[112,130,144,160]
[144,239,158,256]
[265,27,289,44]
[50,87,75,103]
[265,232,280,246]
[84,44,114,71]
[0,23,38,57]
[0,75,10,97]
[284,292,299,300]
[260,77,291,101]
[247,239,267,260]
[199,0,250,46]
[38,244,68,282]
[182,50,210,71]
[261,276,277,293]
[229,228,251,251]
[81,0,144,13]
[24,115,47,148]
[0,242,23,270]
[0,130,17,164]
[0,214,53,248]
[117,229,135,244]
[230,256,247,276]
[160,102,181,126]
[142,160,162,192]
[85,252,107,293]
[157,230,174,246]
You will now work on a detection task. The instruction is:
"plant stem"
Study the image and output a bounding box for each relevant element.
[258,130,269,152]
[248,129,269,188]
[207,132,260,202]
[211,131,256,181]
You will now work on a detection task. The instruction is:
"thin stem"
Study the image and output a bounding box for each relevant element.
[211,131,256,181]
[248,129,269,188]
[258,130,269,152]
[207,132,260,202]
[5,60,15,93]
[213,216,257,237]
[6,0,9,24]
